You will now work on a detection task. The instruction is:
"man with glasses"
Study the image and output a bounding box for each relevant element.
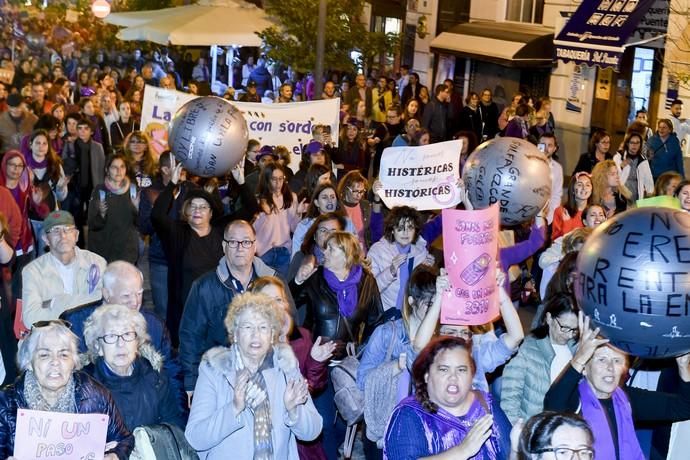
[178,220,277,398]
[21,210,106,328]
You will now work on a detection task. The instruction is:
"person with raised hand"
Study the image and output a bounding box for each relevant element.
[544,312,690,460]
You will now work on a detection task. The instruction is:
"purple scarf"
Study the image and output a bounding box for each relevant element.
[323,265,362,317]
[578,379,645,460]
[384,394,503,460]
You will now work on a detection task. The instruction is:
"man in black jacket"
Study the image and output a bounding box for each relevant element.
[178,220,276,399]
[422,84,450,143]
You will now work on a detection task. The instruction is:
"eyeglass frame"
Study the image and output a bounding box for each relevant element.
[223,238,255,249]
[554,317,578,335]
[46,226,77,236]
[98,331,138,345]
[532,446,594,460]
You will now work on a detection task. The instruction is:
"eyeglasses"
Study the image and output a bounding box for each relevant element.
[7,162,25,169]
[189,204,210,212]
[224,239,255,248]
[346,186,366,196]
[98,331,138,344]
[440,328,473,340]
[316,227,336,236]
[533,447,594,460]
[46,226,76,236]
[238,323,272,335]
[554,317,578,335]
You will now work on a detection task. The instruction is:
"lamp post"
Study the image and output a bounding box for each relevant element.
[314,0,326,99]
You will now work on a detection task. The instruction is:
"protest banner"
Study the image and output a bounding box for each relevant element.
[233,99,340,171]
[140,84,197,157]
[140,85,340,170]
[378,140,463,211]
[14,409,109,459]
[441,204,500,325]
[0,68,15,85]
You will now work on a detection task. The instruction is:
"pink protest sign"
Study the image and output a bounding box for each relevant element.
[14,409,109,460]
[441,205,500,325]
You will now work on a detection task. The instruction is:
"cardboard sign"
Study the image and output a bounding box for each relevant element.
[379,140,463,211]
[441,205,500,325]
[14,409,109,460]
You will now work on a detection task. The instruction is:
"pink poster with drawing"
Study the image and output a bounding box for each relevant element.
[441,205,500,325]
[14,409,109,459]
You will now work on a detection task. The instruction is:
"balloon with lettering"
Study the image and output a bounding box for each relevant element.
[462,137,552,226]
[168,96,248,177]
[574,207,690,358]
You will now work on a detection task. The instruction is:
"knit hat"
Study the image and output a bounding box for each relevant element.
[305,140,324,155]
[256,145,277,161]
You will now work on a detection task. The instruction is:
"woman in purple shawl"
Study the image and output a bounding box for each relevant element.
[544,313,690,460]
[383,336,512,459]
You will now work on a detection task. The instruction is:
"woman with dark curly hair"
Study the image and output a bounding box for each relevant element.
[367,206,433,314]
[383,336,512,459]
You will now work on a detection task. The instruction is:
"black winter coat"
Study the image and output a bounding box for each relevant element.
[84,356,185,431]
[0,371,134,459]
[290,266,383,358]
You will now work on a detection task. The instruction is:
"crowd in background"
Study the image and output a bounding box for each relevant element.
[2,3,690,460]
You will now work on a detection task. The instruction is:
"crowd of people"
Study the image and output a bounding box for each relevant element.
[2,4,690,460]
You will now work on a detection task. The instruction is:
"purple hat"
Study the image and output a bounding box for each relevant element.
[305,140,324,155]
[256,145,277,161]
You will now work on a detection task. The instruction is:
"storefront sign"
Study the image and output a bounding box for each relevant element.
[566,64,584,113]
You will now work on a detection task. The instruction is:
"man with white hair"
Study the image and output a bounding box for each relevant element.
[60,261,183,406]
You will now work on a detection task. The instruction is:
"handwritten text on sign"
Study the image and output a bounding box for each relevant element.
[379,140,463,211]
[441,205,500,325]
[14,409,109,460]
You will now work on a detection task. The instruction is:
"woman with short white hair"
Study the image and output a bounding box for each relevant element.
[83,304,185,431]
[185,292,322,459]
[0,320,133,458]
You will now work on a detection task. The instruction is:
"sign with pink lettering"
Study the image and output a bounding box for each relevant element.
[441,205,500,325]
[14,409,109,459]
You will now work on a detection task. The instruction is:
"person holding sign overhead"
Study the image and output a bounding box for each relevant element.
[413,268,524,393]
[0,320,133,459]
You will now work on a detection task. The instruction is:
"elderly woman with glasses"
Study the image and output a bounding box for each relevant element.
[518,412,594,460]
[0,320,133,459]
[185,292,322,459]
[544,314,690,460]
[82,304,185,431]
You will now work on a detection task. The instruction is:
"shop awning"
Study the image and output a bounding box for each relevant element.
[554,0,664,71]
[430,21,554,68]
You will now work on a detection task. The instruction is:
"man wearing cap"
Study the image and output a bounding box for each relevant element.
[244,145,277,192]
[0,93,38,152]
[21,210,106,328]
[239,80,261,103]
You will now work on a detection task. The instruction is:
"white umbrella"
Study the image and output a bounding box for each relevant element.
[106,0,272,88]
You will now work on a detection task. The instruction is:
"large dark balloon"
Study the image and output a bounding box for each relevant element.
[462,137,552,226]
[574,207,690,358]
[168,96,248,177]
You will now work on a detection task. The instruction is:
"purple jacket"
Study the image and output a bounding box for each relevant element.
[383,393,511,459]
